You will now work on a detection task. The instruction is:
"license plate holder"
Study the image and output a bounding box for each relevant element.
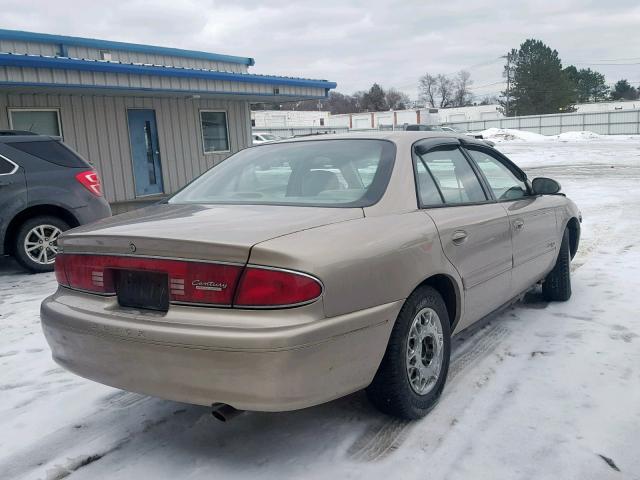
[115,270,169,311]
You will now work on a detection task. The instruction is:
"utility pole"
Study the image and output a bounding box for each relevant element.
[501,53,511,116]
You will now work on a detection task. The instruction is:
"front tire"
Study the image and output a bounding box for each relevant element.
[13,216,69,273]
[542,228,572,302]
[366,286,451,420]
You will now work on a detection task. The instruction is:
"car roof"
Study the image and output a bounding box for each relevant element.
[267,131,470,147]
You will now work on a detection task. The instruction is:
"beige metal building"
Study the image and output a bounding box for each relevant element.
[0,29,336,212]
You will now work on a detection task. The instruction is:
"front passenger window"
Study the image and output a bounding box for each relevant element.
[467,148,528,201]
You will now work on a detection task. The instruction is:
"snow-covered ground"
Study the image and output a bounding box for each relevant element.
[1,134,640,479]
[480,127,640,145]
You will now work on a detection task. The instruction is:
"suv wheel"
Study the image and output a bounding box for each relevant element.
[14,216,69,273]
[366,286,451,420]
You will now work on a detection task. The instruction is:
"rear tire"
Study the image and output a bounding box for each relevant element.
[542,228,572,301]
[366,286,451,420]
[13,216,69,273]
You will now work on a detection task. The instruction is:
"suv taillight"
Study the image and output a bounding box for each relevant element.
[55,254,323,308]
[75,170,103,196]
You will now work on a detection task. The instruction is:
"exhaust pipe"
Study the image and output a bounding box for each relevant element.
[211,403,244,422]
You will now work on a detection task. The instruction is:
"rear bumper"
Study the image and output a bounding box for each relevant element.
[41,289,400,411]
[72,196,112,225]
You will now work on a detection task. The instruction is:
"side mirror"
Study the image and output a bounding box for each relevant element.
[532,177,561,195]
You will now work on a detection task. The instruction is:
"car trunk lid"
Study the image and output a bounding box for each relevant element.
[60,203,363,263]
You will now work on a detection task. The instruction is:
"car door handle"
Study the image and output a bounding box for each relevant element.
[452,230,468,244]
[513,219,525,230]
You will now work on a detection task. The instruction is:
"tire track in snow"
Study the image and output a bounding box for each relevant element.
[346,320,510,462]
[0,392,200,480]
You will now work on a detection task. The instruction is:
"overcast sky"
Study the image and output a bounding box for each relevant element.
[2,0,639,100]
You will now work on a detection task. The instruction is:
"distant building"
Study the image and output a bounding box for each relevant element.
[325,105,501,129]
[574,100,639,113]
[251,110,330,128]
[0,29,336,212]
[256,99,640,132]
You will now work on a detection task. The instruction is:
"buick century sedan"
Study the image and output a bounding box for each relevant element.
[41,132,580,420]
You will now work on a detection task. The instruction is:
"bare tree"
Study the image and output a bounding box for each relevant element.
[385,88,411,110]
[436,74,455,108]
[418,73,438,107]
[452,70,473,107]
[419,70,475,108]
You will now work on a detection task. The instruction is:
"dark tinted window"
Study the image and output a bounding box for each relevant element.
[7,141,89,168]
[0,156,17,174]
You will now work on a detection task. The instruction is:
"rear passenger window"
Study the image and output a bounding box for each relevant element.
[415,160,443,205]
[416,147,487,204]
[0,156,17,174]
[7,141,89,168]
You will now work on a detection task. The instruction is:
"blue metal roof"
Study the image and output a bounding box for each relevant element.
[0,53,338,90]
[0,28,255,66]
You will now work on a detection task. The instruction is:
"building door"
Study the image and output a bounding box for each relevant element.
[127,109,164,196]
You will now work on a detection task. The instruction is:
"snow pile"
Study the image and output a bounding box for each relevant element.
[478,128,548,142]
[555,131,601,141]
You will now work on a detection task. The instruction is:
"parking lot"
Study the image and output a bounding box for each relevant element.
[1,137,639,479]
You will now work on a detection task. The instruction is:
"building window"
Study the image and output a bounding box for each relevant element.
[200,111,230,153]
[320,118,325,126]
[9,109,62,137]
[251,119,256,127]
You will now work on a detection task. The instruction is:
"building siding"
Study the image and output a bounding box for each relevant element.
[0,65,328,99]
[0,92,251,205]
[0,39,249,73]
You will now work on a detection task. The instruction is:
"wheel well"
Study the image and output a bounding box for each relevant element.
[4,205,79,254]
[417,274,459,328]
[567,217,580,259]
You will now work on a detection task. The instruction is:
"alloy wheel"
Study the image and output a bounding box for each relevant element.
[406,307,444,395]
[23,224,62,265]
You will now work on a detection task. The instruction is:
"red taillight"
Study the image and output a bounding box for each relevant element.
[54,254,69,286]
[234,267,322,307]
[75,170,103,196]
[56,254,243,305]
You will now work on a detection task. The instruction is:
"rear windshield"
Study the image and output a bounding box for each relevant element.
[7,140,89,168]
[169,139,396,207]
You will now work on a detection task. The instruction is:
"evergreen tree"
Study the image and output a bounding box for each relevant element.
[564,66,609,103]
[500,39,575,116]
[610,79,639,101]
[362,83,389,111]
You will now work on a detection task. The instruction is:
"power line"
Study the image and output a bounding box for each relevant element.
[442,56,504,77]
[469,81,505,90]
[573,61,640,66]
[576,56,640,62]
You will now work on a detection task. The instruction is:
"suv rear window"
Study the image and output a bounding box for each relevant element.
[7,140,89,168]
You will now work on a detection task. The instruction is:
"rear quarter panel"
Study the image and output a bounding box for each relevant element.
[248,210,463,321]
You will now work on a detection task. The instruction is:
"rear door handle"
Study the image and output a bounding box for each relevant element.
[452,230,468,244]
[513,219,525,230]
